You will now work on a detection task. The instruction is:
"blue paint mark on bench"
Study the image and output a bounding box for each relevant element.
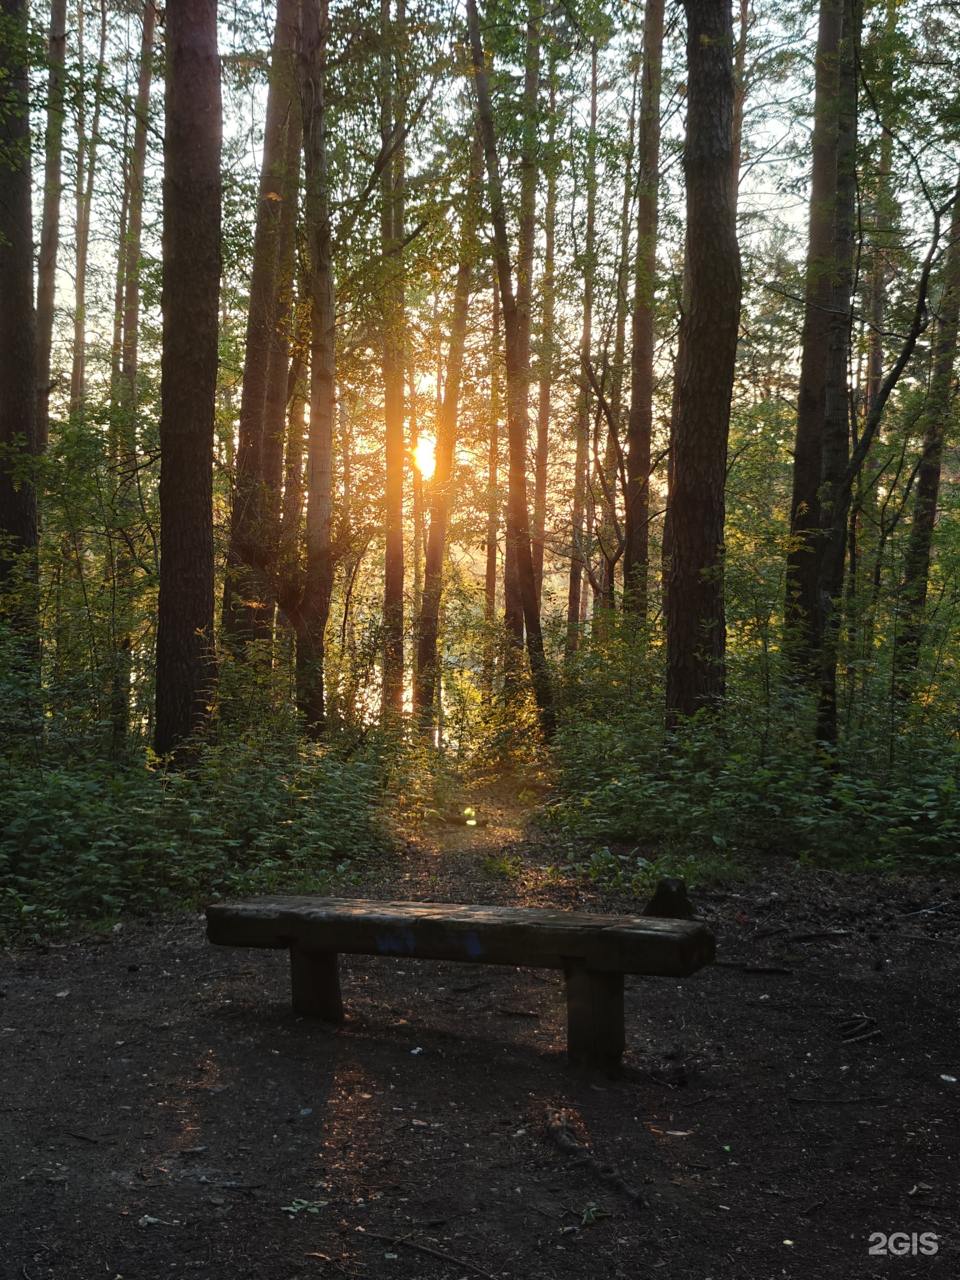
[463,931,484,960]
[376,929,417,956]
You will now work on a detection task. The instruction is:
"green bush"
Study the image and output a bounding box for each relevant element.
[0,737,387,936]
[548,631,960,874]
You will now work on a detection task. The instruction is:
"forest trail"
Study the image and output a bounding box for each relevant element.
[372,773,559,908]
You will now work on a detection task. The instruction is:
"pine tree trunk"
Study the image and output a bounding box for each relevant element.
[664,0,741,724]
[502,0,541,644]
[467,0,555,738]
[597,60,639,614]
[70,0,108,418]
[484,287,501,624]
[623,0,664,617]
[532,64,556,606]
[154,0,222,759]
[813,0,860,744]
[223,0,299,650]
[0,0,38,652]
[413,137,481,727]
[36,0,67,449]
[381,0,407,717]
[109,0,157,755]
[296,0,336,734]
[565,41,598,657]
[785,0,843,668]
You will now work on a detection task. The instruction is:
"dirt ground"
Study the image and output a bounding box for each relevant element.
[2,797,959,1280]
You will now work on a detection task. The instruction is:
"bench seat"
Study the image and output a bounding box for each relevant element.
[206,895,715,1070]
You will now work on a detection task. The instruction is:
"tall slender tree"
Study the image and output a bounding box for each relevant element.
[381,0,407,717]
[414,135,481,726]
[784,0,843,667]
[565,39,598,657]
[223,0,300,650]
[36,0,67,450]
[664,0,742,724]
[154,0,222,759]
[623,0,665,617]
[296,0,337,733]
[467,0,555,737]
[0,0,37,651]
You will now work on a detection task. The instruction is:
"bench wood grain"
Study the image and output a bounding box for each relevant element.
[206,895,715,1069]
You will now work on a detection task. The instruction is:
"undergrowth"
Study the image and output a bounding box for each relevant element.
[0,735,387,938]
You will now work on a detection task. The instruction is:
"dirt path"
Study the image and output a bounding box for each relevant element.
[2,790,959,1279]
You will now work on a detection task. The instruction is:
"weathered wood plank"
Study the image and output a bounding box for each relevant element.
[564,960,625,1070]
[290,947,343,1021]
[206,895,714,977]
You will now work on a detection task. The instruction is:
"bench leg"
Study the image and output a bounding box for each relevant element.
[563,961,625,1070]
[290,946,344,1022]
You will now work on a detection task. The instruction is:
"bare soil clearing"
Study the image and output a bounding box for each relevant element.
[2,796,959,1279]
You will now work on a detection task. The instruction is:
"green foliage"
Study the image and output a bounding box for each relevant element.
[0,735,386,938]
[548,625,960,874]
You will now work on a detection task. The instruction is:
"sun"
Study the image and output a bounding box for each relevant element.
[412,435,436,481]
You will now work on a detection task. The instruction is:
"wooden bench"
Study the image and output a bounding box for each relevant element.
[206,895,715,1070]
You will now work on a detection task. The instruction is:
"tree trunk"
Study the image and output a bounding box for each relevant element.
[784,0,843,668]
[261,98,302,502]
[223,0,299,650]
[36,0,67,449]
[296,0,336,734]
[413,137,481,727]
[813,0,860,744]
[0,0,38,651]
[565,40,598,658]
[109,0,157,754]
[664,0,741,724]
[623,0,665,617]
[893,178,960,691]
[484,286,501,623]
[597,57,639,614]
[154,0,222,759]
[502,0,541,644]
[381,0,406,717]
[532,63,556,605]
[70,0,108,418]
[467,0,555,738]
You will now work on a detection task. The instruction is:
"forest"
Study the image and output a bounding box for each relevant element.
[3,2,960,1277]
[1,0,959,922]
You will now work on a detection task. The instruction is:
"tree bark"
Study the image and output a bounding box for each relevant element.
[565,40,598,658]
[664,0,741,724]
[296,0,336,734]
[70,0,108,418]
[0,0,38,648]
[223,0,300,650]
[154,0,222,759]
[812,0,860,743]
[623,0,665,617]
[413,136,481,727]
[36,0,67,449]
[506,0,540,642]
[381,0,407,717]
[467,0,555,738]
[484,286,501,624]
[532,62,556,605]
[784,0,843,668]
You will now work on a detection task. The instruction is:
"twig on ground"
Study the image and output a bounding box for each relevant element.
[363,1230,494,1278]
[544,1107,643,1206]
